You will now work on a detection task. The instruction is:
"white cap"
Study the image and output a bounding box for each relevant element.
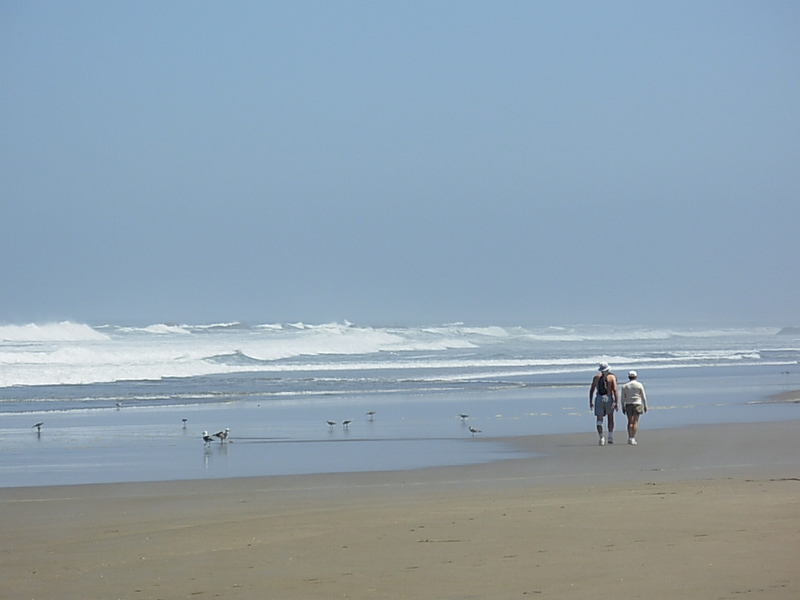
[628,370,637,378]
[598,362,609,372]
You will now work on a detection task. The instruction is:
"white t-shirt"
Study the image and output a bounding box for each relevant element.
[621,380,647,409]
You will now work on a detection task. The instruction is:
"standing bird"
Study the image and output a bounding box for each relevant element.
[366,411,375,421]
[181,418,188,428]
[342,420,352,430]
[202,431,215,446]
[33,422,44,433]
[459,414,469,422]
[468,426,481,436]
[327,420,336,430]
[214,428,230,443]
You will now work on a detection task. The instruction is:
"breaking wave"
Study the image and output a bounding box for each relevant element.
[0,322,109,343]
[0,320,795,389]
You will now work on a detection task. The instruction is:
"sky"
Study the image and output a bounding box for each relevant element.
[1,1,799,327]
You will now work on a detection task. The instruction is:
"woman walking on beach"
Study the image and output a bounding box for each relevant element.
[621,370,647,444]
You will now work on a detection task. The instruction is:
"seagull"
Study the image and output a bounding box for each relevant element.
[366,411,375,421]
[202,431,215,446]
[214,428,230,443]
[468,426,481,436]
[33,422,43,433]
[327,420,336,430]
[342,419,352,430]
[181,418,188,428]
[459,414,469,421]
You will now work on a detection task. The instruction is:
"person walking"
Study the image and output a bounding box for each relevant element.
[589,362,618,445]
[621,370,647,445]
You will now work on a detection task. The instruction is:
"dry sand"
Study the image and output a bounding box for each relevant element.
[2,420,798,600]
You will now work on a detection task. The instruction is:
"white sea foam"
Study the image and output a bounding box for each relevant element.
[142,324,192,335]
[0,322,109,342]
[0,321,794,388]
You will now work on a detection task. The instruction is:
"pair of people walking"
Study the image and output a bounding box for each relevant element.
[589,363,647,445]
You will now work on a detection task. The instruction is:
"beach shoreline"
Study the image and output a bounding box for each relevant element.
[2,420,798,599]
[767,389,800,403]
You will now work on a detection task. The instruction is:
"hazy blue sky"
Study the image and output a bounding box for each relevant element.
[2,1,798,327]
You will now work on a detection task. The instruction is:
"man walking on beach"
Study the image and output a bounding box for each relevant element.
[621,370,647,445]
[589,362,617,445]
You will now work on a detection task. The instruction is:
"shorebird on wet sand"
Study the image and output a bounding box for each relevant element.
[459,414,469,421]
[33,422,44,433]
[468,426,481,436]
[181,418,188,428]
[366,411,375,421]
[342,420,352,430]
[202,431,215,446]
[214,428,230,443]
[327,420,336,430]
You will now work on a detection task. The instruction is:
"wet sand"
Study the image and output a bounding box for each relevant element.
[2,420,798,599]
[767,389,800,403]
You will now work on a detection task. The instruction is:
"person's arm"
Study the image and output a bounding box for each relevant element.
[610,375,619,409]
[640,383,647,412]
[589,376,597,408]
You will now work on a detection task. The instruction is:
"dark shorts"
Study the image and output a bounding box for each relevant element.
[624,404,644,416]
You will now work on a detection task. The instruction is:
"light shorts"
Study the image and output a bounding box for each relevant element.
[624,403,644,416]
[594,395,614,417]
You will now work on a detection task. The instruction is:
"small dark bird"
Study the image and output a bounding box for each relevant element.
[342,420,352,429]
[459,414,469,421]
[214,428,230,443]
[181,418,188,428]
[33,422,44,433]
[202,431,215,446]
[327,420,336,430]
[366,411,375,420]
[468,426,481,436]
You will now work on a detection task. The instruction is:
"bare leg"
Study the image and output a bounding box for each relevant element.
[595,400,603,438]
[628,413,640,440]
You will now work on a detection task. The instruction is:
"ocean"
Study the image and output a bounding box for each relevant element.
[1,322,799,487]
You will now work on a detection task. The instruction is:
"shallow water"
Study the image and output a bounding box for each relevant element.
[1,362,798,487]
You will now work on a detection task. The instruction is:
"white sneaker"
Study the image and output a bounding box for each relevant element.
[599,436,605,446]
[628,438,637,445]
[607,435,614,444]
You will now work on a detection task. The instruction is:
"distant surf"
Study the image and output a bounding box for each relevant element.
[0,321,795,391]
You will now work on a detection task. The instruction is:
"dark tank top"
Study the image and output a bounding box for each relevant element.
[597,372,611,395]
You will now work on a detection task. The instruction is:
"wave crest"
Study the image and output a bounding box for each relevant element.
[0,322,109,342]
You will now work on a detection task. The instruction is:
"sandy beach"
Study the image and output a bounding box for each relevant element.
[768,390,800,403]
[2,420,798,600]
